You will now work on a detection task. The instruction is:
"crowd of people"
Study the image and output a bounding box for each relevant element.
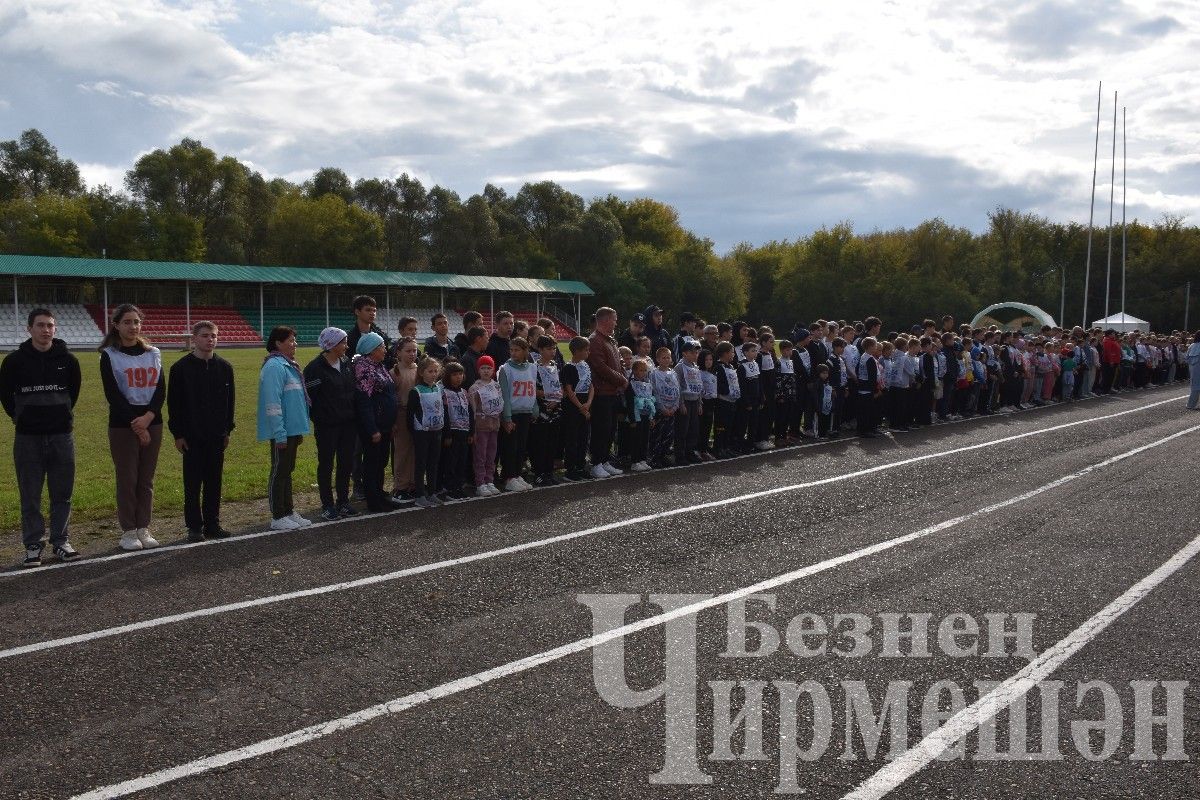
[3,299,1198,569]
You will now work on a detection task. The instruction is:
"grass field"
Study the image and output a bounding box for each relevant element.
[0,343,575,535]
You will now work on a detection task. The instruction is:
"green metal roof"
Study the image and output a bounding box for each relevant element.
[0,254,594,295]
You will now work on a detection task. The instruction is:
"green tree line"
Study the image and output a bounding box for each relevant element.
[2,129,1196,331]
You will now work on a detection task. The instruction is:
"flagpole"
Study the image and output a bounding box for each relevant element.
[1104,90,1117,322]
[1121,106,1127,320]
[1082,81,1101,328]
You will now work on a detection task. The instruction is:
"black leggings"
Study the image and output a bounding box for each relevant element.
[412,429,441,497]
[500,413,532,481]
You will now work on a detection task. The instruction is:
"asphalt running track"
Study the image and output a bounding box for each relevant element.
[2,383,1198,800]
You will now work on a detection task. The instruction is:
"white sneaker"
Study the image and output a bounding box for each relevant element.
[505,478,530,492]
[289,512,312,528]
[485,483,501,496]
[119,530,143,551]
[755,440,774,451]
[270,516,299,531]
[631,461,652,472]
[516,477,534,490]
[602,462,623,475]
[477,484,493,497]
[136,528,160,548]
[590,464,610,479]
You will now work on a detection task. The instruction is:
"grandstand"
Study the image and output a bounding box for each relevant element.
[0,255,594,351]
[0,304,100,350]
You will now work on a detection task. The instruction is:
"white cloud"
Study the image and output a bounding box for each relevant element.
[77,161,128,191]
[2,0,1199,247]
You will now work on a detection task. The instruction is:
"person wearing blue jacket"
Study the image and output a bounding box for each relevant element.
[257,326,311,531]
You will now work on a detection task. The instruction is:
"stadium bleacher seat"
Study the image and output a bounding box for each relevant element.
[0,303,102,350]
[86,304,263,347]
[237,307,332,348]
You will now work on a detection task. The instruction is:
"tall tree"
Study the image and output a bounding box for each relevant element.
[0,129,84,201]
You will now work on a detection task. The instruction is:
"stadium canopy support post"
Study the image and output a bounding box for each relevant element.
[440,288,444,315]
[185,281,191,332]
[103,278,109,326]
[490,290,494,326]
[576,293,581,331]
[386,288,391,319]
[259,283,264,338]
[12,274,17,326]
[325,285,330,328]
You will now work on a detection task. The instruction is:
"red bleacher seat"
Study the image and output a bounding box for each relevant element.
[86,305,263,346]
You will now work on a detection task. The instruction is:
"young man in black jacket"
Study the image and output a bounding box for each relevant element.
[0,308,82,566]
[167,321,236,542]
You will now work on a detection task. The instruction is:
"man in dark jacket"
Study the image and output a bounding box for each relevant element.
[617,312,646,351]
[485,311,514,366]
[167,321,236,541]
[423,312,460,361]
[346,295,394,369]
[0,308,82,566]
[458,326,488,389]
[642,305,671,352]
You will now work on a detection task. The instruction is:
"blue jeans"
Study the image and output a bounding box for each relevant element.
[14,433,75,549]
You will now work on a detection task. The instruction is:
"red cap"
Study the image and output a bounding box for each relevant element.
[477,355,495,370]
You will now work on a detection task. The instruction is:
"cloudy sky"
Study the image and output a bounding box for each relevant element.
[1,0,1197,252]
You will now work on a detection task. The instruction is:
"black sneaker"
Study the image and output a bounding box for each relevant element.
[52,543,80,562]
[186,528,205,543]
[337,503,359,517]
[564,470,585,481]
[205,526,232,539]
[352,486,367,501]
[319,506,340,522]
[23,545,44,568]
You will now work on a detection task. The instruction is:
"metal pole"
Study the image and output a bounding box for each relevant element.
[12,274,17,326]
[439,288,444,316]
[259,283,264,338]
[325,285,330,328]
[1121,106,1127,317]
[185,280,191,332]
[103,278,108,327]
[489,290,494,331]
[1060,265,1065,328]
[1082,81,1101,328]
[1104,91,1117,321]
[1185,282,1190,332]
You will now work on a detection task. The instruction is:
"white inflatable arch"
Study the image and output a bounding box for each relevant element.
[970,302,1057,331]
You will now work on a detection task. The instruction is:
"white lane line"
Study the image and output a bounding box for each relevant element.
[2,386,1178,581]
[67,424,1200,800]
[1,397,1191,660]
[841,530,1200,800]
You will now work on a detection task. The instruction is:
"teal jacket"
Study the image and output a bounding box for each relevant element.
[257,354,311,443]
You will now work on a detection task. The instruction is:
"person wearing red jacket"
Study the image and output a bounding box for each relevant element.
[1100,329,1123,393]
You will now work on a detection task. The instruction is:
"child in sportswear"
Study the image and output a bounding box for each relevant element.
[407,356,445,507]
[468,356,502,496]
[498,337,537,492]
[560,337,594,480]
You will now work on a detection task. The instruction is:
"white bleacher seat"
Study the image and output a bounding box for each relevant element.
[0,303,101,350]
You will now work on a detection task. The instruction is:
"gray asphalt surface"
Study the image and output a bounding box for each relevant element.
[1,383,1197,800]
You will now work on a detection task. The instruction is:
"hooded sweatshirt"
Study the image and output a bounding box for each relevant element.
[498,358,537,420]
[0,338,81,435]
